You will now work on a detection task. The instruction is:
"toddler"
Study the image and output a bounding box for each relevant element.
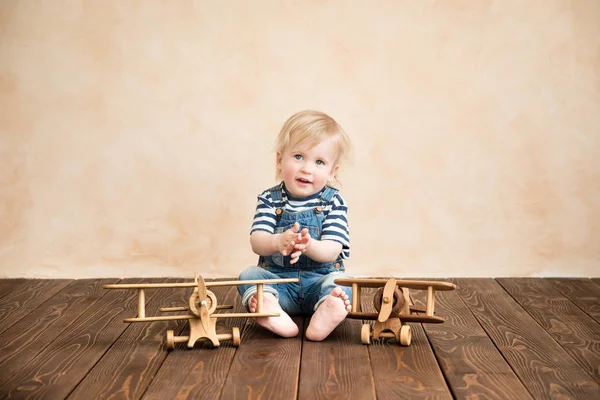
[237,110,353,341]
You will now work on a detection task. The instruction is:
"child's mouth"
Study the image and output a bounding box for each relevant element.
[296,178,311,185]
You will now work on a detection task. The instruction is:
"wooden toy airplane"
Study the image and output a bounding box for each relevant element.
[334,278,455,346]
[104,274,298,350]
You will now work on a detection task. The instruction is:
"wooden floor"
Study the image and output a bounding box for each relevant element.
[0,278,598,399]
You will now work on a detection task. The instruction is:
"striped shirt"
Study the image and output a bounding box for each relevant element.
[251,183,350,259]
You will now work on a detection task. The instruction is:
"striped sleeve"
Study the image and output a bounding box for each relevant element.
[321,193,350,259]
[250,192,277,234]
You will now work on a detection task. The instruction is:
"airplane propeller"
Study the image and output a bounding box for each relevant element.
[378,278,397,322]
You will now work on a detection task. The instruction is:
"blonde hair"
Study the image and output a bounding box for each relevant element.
[275,110,351,184]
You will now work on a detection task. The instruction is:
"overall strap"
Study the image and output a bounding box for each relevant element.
[267,183,284,222]
[320,186,338,203]
[267,183,283,201]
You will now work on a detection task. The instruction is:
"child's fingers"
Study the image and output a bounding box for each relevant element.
[293,243,306,252]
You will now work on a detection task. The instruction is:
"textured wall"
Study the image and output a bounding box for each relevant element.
[1,1,599,278]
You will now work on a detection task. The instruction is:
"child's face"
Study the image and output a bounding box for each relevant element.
[277,137,339,198]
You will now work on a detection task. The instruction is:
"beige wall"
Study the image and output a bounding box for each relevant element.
[1,1,599,278]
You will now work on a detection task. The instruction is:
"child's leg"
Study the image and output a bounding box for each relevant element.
[237,266,299,337]
[305,273,352,341]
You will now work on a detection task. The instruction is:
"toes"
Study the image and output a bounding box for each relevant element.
[331,287,349,301]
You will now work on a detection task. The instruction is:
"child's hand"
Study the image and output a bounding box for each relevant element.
[277,222,301,256]
[290,228,312,264]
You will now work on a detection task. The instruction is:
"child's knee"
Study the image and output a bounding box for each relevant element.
[238,265,264,281]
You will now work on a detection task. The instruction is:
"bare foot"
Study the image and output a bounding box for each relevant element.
[248,292,299,337]
[305,287,351,341]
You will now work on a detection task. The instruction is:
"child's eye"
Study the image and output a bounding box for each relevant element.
[316,160,325,166]
[294,154,303,160]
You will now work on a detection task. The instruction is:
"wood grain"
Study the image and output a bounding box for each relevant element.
[362,287,452,399]
[219,315,304,399]
[299,318,376,400]
[0,278,162,399]
[0,278,117,387]
[454,278,600,399]
[411,282,533,399]
[0,279,71,335]
[142,284,247,400]
[497,278,600,384]
[0,278,27,300]
[68,278,188,399]
[546,278,600,323]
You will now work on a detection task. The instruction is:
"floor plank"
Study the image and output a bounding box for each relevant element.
[299,318,376,400]
[497,278,600,384]
[143,284,248,400]
[0,278,27,300]
[453,278,600,399]
[547,278,600,323]
[219,315,304,399]
[0,279,72,335]
[412,282,533,399]
[69,278,188,399]
[0,278,162,399]
[0,278,117,387]
[361,287,451,399]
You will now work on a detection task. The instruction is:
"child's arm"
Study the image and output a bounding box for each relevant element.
[302,238,342,263]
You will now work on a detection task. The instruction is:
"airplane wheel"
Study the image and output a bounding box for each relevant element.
[399,325,412,346]
[166,330,175,350]
[361,324,371,345]
[374,287,404,314]
[232,327,241,347]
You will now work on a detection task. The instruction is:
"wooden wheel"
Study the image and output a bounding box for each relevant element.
[232,327,241,347]
[166,330,175,350]
[399,325,412,346]
[373,287,404,314]
[361,324,371,345]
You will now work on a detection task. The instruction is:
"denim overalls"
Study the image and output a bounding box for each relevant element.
[237,185,351,315]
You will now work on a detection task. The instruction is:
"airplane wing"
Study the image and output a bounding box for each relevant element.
[104,278,299,289]
[334,278,455,291]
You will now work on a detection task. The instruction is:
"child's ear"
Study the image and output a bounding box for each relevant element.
[276,152,282,169]
[329,164,340,181]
